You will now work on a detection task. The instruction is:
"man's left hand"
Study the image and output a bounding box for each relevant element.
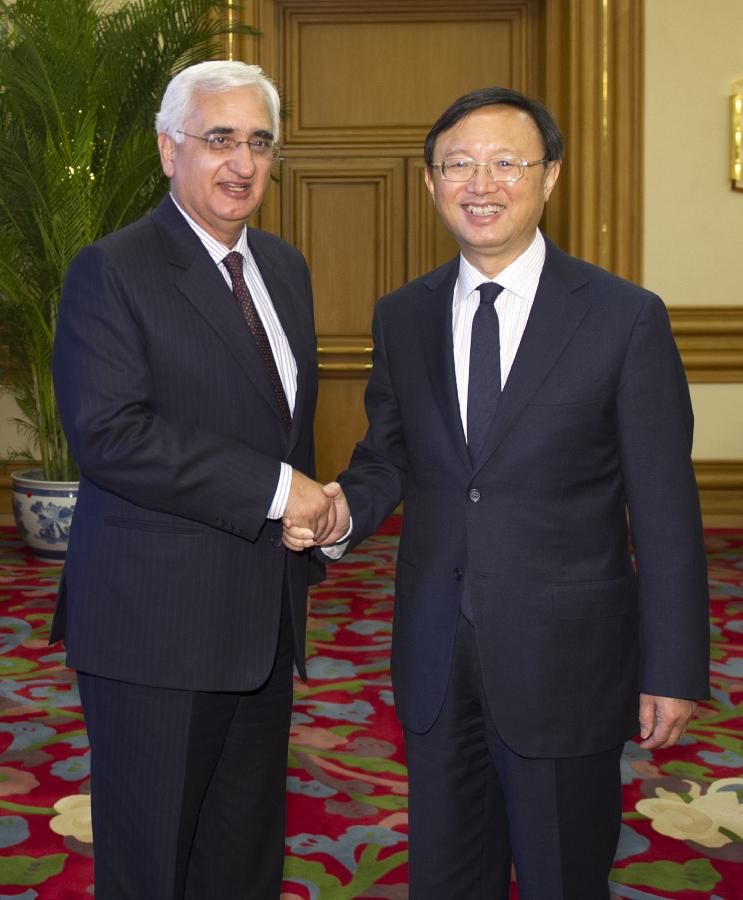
[638,694,697,749]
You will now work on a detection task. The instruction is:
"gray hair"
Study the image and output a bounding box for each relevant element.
[155,60,281,144]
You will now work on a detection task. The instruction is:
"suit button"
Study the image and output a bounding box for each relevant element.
[453,567,463,580]
[468,488,481,502]
[270,535,283,548]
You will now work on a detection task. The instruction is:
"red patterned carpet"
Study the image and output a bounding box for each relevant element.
[0,522,741,899]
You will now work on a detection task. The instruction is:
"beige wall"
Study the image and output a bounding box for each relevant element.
[644,0,743,459]
[689,384,743,456]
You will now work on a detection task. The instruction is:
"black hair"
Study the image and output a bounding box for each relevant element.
[424,87,564,168]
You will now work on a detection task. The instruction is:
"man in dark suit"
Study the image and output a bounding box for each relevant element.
[51,61,339,899]
[284,87,710,898]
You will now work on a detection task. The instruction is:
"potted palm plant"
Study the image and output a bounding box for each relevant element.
[0,0,256,558]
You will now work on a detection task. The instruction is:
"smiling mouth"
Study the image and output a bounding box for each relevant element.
[464,203,504,217]
[221,182,249,192]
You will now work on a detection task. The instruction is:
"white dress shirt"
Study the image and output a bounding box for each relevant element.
[453,229,546,440]
[172,196,295,518]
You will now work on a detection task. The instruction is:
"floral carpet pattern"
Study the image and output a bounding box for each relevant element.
[0,522,741,899]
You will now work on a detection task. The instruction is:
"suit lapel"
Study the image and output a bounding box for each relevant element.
[151,197,301,435]
[469,240,591,472]
[415,258,471,468]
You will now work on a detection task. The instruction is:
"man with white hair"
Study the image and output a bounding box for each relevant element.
[52,60,336,898]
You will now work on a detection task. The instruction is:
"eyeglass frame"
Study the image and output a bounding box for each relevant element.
[430,156,551,183]
[175,130,281,160]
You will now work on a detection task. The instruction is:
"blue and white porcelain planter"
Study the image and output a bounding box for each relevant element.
[11,468,78,561]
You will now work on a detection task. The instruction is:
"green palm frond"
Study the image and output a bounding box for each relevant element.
[0,0,259,480]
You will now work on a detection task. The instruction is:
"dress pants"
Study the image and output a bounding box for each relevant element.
[77,596,294,900]
[404,612,624,900]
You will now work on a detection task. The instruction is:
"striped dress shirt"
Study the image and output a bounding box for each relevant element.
[171,196,295,518]
[453,229,546,441]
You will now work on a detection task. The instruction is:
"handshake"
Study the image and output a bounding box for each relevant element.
[282,470,350,551]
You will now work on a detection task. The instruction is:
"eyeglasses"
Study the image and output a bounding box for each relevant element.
[176,130,279,160]
[431,157,549,183]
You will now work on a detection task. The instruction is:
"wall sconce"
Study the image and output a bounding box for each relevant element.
[732,80,743,191]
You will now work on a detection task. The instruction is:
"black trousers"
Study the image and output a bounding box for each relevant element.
[404,612,624,900]
[77,598,294,900]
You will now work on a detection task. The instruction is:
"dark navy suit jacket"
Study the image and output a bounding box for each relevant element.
[338,238,710,758]
[52,194,323,691]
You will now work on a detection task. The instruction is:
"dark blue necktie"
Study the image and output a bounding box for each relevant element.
[467,282,504,459]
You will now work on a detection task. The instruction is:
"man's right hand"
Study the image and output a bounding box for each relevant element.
[283,481,350,551]
[283,470,336,546]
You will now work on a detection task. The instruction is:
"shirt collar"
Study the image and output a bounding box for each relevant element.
[457,229,546,302]
[170,193,250,265]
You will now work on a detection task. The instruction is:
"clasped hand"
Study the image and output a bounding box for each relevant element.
[282,470,350,551]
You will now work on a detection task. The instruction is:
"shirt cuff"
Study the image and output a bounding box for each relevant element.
[321,541,348,559]
[267,462,293,519]
[320,517,353,558]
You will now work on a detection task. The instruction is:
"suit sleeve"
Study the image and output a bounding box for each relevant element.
[338,305,407,548]
[616,294,710,699]
[53,243,283,540]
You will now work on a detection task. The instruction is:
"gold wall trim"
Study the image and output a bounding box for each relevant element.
[2,460,742,519]
[669,306,743,382]
[695,460,743,517]
[542,0,643,282]
[316,335,373,378]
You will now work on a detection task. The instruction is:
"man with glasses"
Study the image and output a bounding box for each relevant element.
[52,60,339,899]
[284,87,710,898]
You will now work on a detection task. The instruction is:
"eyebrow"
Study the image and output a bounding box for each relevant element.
[443,145,523,158]
[204,125,275,141]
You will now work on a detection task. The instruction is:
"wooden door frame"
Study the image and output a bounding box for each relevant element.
[542,0,643,282]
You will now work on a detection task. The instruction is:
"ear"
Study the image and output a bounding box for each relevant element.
[423,165,436,201]
[158,132,177,178]
[543,160,561,201]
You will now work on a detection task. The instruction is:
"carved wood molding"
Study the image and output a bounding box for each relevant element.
[279,156,406,314]
[695,460,743,516]
[316,335,373,378]
[669,306,743,382]
[543,0,643,283]
[2,459,741,518]
[277,0,535,146]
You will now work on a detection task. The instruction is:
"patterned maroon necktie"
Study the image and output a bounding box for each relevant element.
[222,251,291,428]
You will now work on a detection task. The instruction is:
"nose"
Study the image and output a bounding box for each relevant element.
[470,163,497,193]
[227,143,257,177]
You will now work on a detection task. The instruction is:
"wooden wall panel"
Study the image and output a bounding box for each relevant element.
[283,5,534,145]
[313,379,370,485]
[280,157,406,332]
